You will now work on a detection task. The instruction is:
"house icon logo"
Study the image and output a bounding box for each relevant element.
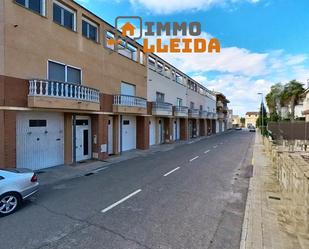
[121,22,135,37]
[107,16,142,48]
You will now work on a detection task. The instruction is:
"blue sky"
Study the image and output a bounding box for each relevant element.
[76,0,309,116]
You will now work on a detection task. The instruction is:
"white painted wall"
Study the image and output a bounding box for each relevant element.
[187,88,216,112]
[147,69,187,105]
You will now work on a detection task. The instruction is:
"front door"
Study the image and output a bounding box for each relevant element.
[75,118,91,161]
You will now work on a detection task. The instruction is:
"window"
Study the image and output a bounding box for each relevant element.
[177,98,182,107]
[29,120,47,127]
[48,61,81,84]
[82,18,98,42]
[53,1,76,31]
[76,120,88,126]
[16,0,45,15]
[123,120,130,125]
[105,31,115,50]
[121,82,135,96]
[156,92,165,102]
[190,102,194,109]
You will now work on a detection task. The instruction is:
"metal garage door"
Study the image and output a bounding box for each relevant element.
[16,112,64,170]
[149,117,156,146]
[121,116,136,152]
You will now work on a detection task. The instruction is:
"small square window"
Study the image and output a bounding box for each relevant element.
[29,120,47,127]
[123,120,130,125]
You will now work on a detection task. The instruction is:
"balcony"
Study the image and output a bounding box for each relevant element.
[28,79,100,111]
[217,101,223,108]
[188,109,200,118]
[113,94,147,115]
[199,110,208,118]
[174,106,188,117]
[152,102,173,116]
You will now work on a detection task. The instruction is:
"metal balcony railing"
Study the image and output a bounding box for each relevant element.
[174,106,188,115]
[152,102,173,112]
[28,79,100,103]
[113,94,147,108]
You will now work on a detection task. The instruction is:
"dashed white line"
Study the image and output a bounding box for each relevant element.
[213,145,218,148]
[204,150,210,154]
[101,189,142,213]
[93,167,108,173]
[164,167,180,177]
[188,141,194,144]
[189,156,199,162]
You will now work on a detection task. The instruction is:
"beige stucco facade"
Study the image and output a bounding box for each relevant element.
[3,0,147,98]
[245,112,259,128]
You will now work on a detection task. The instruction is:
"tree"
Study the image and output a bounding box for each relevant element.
[240,117,245,127]
[280,80,304,121]
[256,102,268,136]
[265,83,283,114]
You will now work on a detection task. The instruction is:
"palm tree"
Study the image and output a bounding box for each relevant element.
[265,83,283,114]
[280,80,304,121]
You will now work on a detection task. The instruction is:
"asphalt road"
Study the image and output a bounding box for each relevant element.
[0,130,255,249]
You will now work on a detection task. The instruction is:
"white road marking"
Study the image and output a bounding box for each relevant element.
[93,167,108,173]
[101,189,142,213]
[188,141,194,144]
[189,156,199,162]
[164,167,180,177]
[204,150,210,154]
[213,145,218,148]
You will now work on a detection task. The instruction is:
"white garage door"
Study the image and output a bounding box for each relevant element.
[16,112,64,170]
[173,119,180,140]
[121,116,136,152]
[149,117,156,146]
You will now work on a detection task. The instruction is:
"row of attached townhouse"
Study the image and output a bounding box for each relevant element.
[0,0,229,171]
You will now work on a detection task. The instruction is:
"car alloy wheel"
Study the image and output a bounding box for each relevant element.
[0,194,19,215]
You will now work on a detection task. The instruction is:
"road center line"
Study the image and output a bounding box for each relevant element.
[93,167,108,173]
[189,156,199,162]
[101,189,142,213]
[164,167,180,177]
[204,150,210,154]
[213,145,218,148]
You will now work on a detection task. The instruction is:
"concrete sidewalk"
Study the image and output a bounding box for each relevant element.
[240,133,302,249]
[37,133,224,186]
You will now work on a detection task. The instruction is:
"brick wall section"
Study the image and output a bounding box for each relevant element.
[101,93,113,112]
[92,114,109,160]
[0,75,4,106]
[0,111,16,168]
[0,75,28,107]
[0,110,4,167]
[147,102,152,115]
[136,116,149,150]
[64,113,72,164]
[200,119,206,136]
[180,118,188,140]
[164,117,173,143]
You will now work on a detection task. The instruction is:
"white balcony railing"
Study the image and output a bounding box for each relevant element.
[199,110,208,118]
[174,106,188,115]
[29,79,100,103]
[152,102,173,112]
[189,109,200,117]
[113,94,147,108]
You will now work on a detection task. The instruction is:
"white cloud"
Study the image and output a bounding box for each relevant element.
[129,0,260,14]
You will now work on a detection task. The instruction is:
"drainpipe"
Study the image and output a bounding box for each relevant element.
[72,114,76,164]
